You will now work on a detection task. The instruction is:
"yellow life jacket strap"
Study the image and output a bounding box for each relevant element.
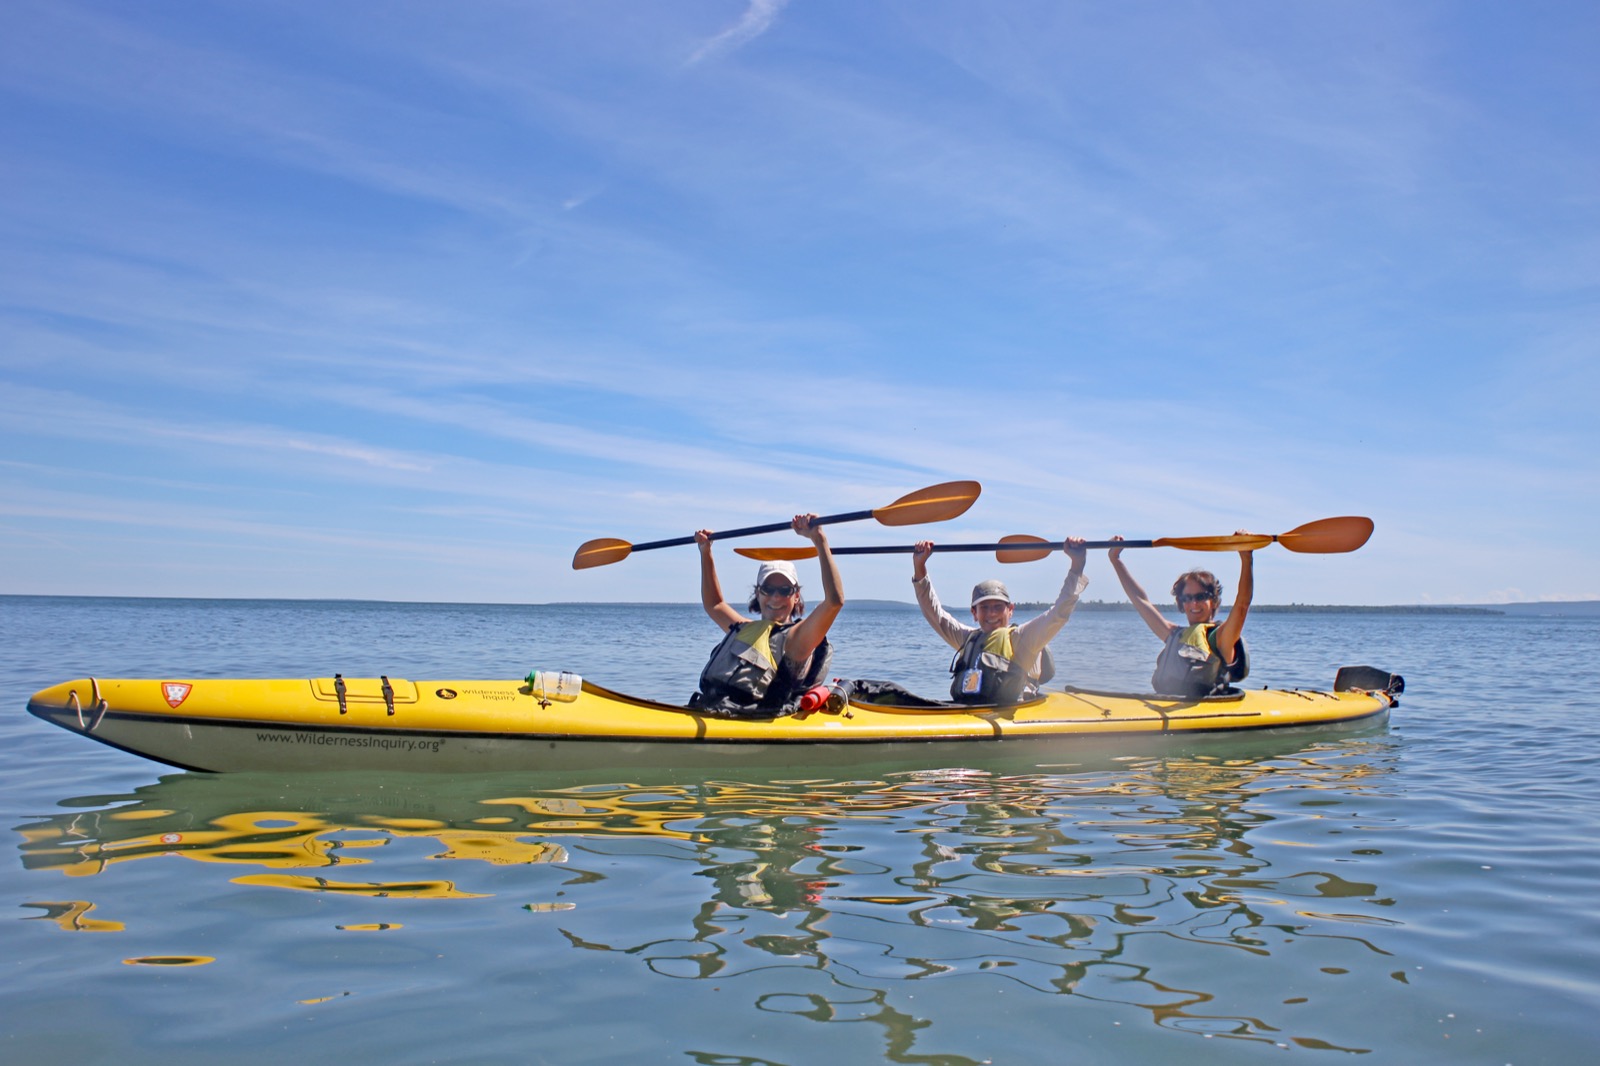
[735,620,778,670]
[981,626,1017,661]
[1178,623,1216,654]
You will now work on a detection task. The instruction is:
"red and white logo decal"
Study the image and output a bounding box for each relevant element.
[162,683,192,709]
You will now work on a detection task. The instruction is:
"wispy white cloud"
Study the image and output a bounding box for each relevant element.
[687,0,790,66]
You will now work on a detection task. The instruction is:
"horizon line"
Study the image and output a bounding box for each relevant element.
[3,592,1596,613]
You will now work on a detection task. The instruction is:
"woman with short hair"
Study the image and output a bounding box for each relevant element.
[1109,536,1255,697]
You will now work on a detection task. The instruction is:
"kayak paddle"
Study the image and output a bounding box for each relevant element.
[571,480,982,570]
[732,516,1375,564]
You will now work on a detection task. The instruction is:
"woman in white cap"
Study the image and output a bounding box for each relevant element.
[689,515,844,717]
[911,538,1087,704]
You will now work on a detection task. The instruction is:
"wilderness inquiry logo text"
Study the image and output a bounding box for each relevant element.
[255,731,444,753]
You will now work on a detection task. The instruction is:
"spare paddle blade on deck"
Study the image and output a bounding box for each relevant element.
[871,480,981,526]
[995,535,1055,564]
[733,546,820,561]
[572,538,634,570]
[1276,516,1373,553]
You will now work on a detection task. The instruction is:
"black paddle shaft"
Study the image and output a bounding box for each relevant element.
[629,508,879,553]
[823,539,1156,556]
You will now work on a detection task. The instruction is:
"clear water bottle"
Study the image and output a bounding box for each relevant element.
[525,670,582,703]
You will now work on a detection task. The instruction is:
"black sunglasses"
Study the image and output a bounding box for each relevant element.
[1178,592,1215,604]
[759,583,797,597]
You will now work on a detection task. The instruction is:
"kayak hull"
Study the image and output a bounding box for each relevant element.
[26,674,1397,774]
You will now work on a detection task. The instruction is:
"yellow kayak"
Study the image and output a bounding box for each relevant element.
[26,667,1402,774]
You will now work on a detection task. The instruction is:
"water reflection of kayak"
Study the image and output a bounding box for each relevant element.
[18,744,1397,887]
[26,666,1401,774]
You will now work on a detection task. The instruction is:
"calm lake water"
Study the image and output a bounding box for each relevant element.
[3,595,1598,1064]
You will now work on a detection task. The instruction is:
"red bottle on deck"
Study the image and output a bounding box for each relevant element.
[796,683,848,714]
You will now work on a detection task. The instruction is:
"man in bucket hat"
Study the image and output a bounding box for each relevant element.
[911,538,1087,704]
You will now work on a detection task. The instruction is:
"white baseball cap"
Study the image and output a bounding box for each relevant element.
[755,560,800,587]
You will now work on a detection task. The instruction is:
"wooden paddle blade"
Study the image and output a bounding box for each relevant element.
[1151,533,1275,552]
[871,480,981,527]
[995,534,1054,564]
[572,538,633,570]
[733,546,820,561]
[1276,516,1373,554]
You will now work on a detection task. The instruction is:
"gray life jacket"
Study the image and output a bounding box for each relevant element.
[1151,622,1249,698]
[693,619,833,718]
[949,625,1056,705]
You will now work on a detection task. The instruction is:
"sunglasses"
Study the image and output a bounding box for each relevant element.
[759,583,797,597]
[1178,592,1215,604]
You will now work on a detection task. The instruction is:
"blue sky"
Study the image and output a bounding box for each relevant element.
[2,1,1596,606]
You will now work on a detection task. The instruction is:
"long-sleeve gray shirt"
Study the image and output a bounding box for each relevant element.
[912,569,1088,678]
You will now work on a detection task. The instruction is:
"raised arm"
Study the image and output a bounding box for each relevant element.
[696,529,745,630]
[782,514,844,666]
[910,540,973,651]
[1013,537,1089,662]
[1108,537,1177,640]
[1212,540,1254,663]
